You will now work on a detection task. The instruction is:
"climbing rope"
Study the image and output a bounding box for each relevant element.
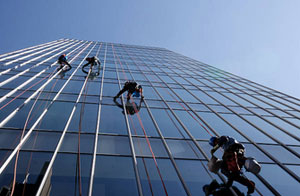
[112,44,169,196]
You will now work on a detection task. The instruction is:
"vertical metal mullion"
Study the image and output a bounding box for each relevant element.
[111,44,143,196]
[0,40,82,93]
[119,47,192,196]
[0,41,93,176]
[222,71,300,106]
[205,67,300,114]
[4,40,70,66]
[88,42,105,196]
[122,48,233,187]
[154,55,283,195]
[221,77,300,119]
[35,42,97,196]
[167,67,300,183]
[0,41,89,127]
[0,39,65,60]
[188,71,300,143]
[177,66,300,143]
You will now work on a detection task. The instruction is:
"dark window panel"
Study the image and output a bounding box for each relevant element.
[128,107,159,137]
[150,108,188,138]
[259,164,300,195]
[93,156,139,196]
[258,144,300,164]
[137,158,187,196]
[68,103,98,133]
[133,137,168,157]
[264,116,300,138]
[23,131,60,151]
[196,112,248,142]
[50,153,92,196]
[97,135,131,155]
[60,133,94,153]
[220,113,276,144]
[0,129,22,149]
[38,101,74,131]
[102,82,119,97]
[0,151,52,192]
[99,105,127,135]
[166,139,203,159]
[175,110,212,140]
[244,115,300,145]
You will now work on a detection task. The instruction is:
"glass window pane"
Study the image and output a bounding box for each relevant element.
[39,101,74,131]
[50,153,92,196]
[196,112,247,142]
[125,104,158,136]
[175,160,220,195]
[99,105,127,135]
[175,110,212,140]
[244,115,300,145]
[60,133,94,153]
[220,113,275,144]
[150,108,188,138]
[166,139,203,159]
[97,135,131,155]
[259,164,300,195]
[93,156,139,196]
[68,103,98,133]
[23,131,60,151]
[259,144,300,164]
[133,137,168,157]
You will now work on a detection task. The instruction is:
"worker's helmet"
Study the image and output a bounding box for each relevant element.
[209,136,217,146]
[63,54,66,56]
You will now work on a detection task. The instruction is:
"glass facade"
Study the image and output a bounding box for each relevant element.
[0,38,299,196]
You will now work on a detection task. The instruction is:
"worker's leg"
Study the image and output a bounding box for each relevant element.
[231,173,255,194]
[115,84,129,99]
[82,62,90,74]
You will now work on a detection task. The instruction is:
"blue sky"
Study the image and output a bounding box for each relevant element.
[0,0,299,98]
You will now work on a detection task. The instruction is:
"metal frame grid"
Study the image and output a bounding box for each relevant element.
[0,39,299,196]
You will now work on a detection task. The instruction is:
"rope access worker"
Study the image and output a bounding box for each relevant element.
[57,54,72,71]
[114,81,144,101]
[209,136,255,195]
[82,56,101,75]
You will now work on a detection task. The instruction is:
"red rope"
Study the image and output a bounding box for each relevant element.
[112,44,168,196]
[128,113,154,196]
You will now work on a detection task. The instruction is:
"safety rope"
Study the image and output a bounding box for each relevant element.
[21,77,60,196]
[75,66,93,196]
[128,113,154,196]
[121,49,265,196]
[9,67,53,196]
[112,45,168,196]
[0,50,78,111]
[0,68,57,111]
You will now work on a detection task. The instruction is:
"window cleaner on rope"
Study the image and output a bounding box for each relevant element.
[207,135,261,196]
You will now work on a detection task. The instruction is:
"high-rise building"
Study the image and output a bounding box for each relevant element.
[0,39,299,196]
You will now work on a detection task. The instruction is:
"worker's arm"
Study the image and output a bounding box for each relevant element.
[211,144,220,155]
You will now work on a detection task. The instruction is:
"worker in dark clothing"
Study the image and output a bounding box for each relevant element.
[114,98,143,115]
[209,136,255,195]
[82,56,101,75]
[114,81,144,101]
[57,54,72,71]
